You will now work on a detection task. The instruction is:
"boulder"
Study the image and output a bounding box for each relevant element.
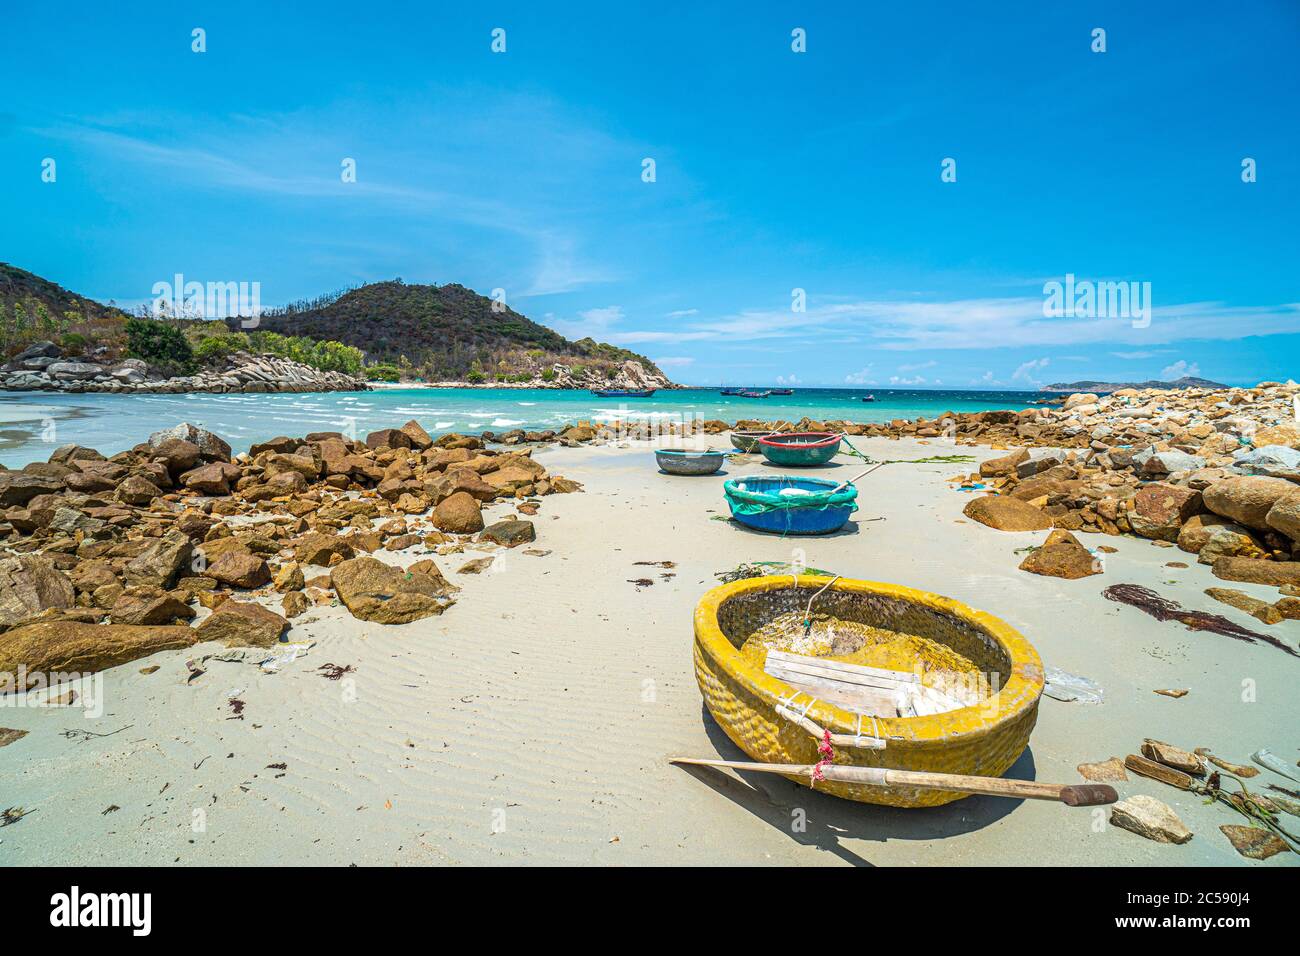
[978,449,1029,478]
[273,562,305,592]
[180,462,242,496]
[365,428,411,450]
[148,423,231,462]
[432,491,485,534]
[1204,587,1283,624]
[294,532,355,567]
[1251,422,1300,449]
[109,588,195,626]
[195,599,288,647]
[1211,556,1300,588]
[1110,794,1193,845]
[0,471,64,506]
[962,495,1053,532]
[123,534,193,589]
[1176,514,1245,554]
[1017,530,1101,580]
[206,548,272,589]
[0,621,197,687]
[116,474,164,506]
[1128,483,1202,542]
[1202,476,1296,530]
[0,554,76,626]
[1233,444,1300,479]
[150,438,202,474]
[1196,527,1266,565]
[46,361,105,381]
[399,419,434,450]
[1264,490,1300,544]
[478,519,537,549]
[330,556,456,624]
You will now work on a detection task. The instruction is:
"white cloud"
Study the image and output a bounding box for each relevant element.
[898,359,937,373]
[1160,359,1201,380]
[1110,349,1169,360]
[654,356,695,368]
[666,308,698,318]
[1012,357,1051,384]
[889,375,927,386]
[549,305,624,339]
[776,374,800,385]
[845,366,875,385]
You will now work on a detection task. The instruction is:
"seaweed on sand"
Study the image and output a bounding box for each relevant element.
[1102,583,1298,657]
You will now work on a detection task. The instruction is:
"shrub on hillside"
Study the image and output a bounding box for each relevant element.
[125,318,197,376]
[364,364,402,382]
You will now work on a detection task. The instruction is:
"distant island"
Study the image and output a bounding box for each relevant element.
[0,264,673,391]
[1040,376,1228,394]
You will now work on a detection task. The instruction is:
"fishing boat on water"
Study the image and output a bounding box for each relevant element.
[591,388,657,398]
[861,394,876,402]
[769,388,794,396]
[720,387,746,396]
[738,389,772,398]
[758,431,841,466]
[688,575,1053,807]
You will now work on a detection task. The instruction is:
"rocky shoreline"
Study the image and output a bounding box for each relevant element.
[1,341,368,393]
[0,420,580,684]
[3,378,1299,683]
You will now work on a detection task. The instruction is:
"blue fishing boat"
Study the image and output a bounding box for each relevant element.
[738,389,772,398]
[591,388,657,398]
[720,387,747,396]
[769,388,794,395]
[724,475,857,535]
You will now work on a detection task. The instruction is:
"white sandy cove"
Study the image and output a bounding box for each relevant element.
[2,436,1297,867]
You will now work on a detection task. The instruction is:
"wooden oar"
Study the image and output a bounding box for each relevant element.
[669,757,1118,807]
[828,462,886,494]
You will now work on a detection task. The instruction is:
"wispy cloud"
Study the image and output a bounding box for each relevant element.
[1160,359,1201,380]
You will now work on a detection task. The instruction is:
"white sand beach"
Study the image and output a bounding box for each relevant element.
[1,435,1297,866]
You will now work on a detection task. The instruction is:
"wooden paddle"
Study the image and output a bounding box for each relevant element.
[670,757,1118,807]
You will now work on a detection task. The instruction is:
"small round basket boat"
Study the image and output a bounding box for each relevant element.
[655,449,726,475]
[692,575,1044,807]
[758,431,841,466]
[729,430,770,453]
[724,475,856,535]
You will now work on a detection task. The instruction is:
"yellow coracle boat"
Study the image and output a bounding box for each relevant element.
[692,575,1045,807]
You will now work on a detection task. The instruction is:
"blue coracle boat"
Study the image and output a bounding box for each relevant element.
[723,475,857,535]
[591,388,657,398]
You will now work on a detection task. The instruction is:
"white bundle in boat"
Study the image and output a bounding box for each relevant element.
[777,487,812,497]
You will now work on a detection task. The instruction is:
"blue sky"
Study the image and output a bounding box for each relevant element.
[2,1,1298,388]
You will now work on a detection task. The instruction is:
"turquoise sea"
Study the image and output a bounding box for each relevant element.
[0,387,1040,466]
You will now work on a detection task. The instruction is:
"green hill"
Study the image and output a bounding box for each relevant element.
[246,279,666,382]
[0,262,130,358]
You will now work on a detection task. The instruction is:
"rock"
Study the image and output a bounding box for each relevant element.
[1196,526,1266,564]
[1129,483,1202,541]
[1135,449,1205,476]
[432,491,485,533]
[478,519,537,548]
[962,495,1053,532]
[1063,392,1099,410]
[150,438,201,474]
[1211,556,1300,588]
[1077,757,1128,782]
[1017,529,1101,579]
[1204,587,1284,624]
[0,621,197,686]
[1274,596,1300,620]
[180,461,242,495]
[273,562,305,592]
[458,556,495,574]
[0,471,64,506]
[124,534,193,588]
[1110,795,1193,845]
[399,419,434,449]
[1202,476,1297,530]
[560,424,596,442]
[1264,490,1300,544]
[206,548,272,589]
[1219,825,1290,860]
[365,428,411,450]
[1251,422,1300,449]
[330,556,456,624]
[1233,444,1300,479]
[294,532,355,567]
[281,591,310,617]
[195,599,288,647]
[1177,514,1246,553]
[978,449,1029,478]
[13,340,61,361]
[46,361,105,381]
[1140,739,1206,775]
[0,554,76,626]
[148,423,231,462]
[109,588,195,626]
[116,474,163,505]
